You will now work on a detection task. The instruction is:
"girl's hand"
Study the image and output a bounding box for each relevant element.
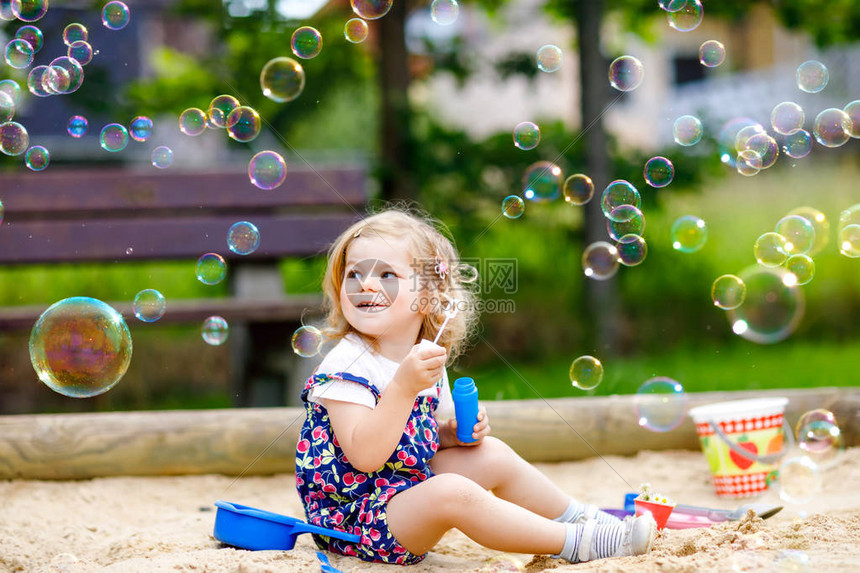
[392,341,447,396]
[445,405,490,447]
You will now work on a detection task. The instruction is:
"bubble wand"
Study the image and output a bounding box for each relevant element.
[432,298,459,344]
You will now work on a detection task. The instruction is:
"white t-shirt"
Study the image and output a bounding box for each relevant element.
[307,333,455,420]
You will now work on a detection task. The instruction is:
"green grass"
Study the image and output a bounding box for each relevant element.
[462,338,860,401]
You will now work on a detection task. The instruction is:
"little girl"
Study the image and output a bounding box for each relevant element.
[295,208,655,565]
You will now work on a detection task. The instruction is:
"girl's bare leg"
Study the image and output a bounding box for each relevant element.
[385,472,566,556]
[429,436,570,519]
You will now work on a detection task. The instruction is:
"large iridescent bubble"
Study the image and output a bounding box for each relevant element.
[29,297,133,398]
[608,56,643,92]
[634,377,687,433]
[582,242,619,281]
[350,0,393,20]
[248,150,286,190]
[522,161,562,202]
[260,57,306,103]
[727,266,804,344]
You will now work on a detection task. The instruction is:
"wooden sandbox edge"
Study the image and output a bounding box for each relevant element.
[0,387,856,480]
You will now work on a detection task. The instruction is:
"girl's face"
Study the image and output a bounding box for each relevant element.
[340,235,426,344]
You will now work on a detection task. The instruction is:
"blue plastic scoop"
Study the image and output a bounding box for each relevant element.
[213,500,361,551]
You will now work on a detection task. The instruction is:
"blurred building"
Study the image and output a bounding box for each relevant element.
[409,1,860,150]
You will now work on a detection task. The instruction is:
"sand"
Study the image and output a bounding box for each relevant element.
[3,448,860,573]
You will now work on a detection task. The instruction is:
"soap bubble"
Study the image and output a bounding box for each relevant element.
[196,253,227,285]
[634,377,687,433]
[643,156,674,188]
[783,129,812,159]
[202,316,229,346]
[0,121,29,156]
[292,325,323,357]
[522,161,561,202]
[44,56,84,95]
[207,94,240,129]
[839,204,860,229]
[0,79,22,105]
[248,150,287,190]
[102,1,130,30]
[63,23,87,45]
[813,108,851,148]
[563,174,594,205]
[775,215,815,254]
[616,234,647,267]
[501,195,525,219]
[838,224,860,258]
[796,409,844,468]
[536,44,562,73]
[512,121,540,150]
[5,39,34,69]
[712,274,746,310]
[734,122,765,150]
[67,115,87,138]
[260,57,306,102]
[291,26,322,59]
[29,297,132,398]
[569,355,603,390]
[736,149,761,176]
[727,266,804,344]
[667,0,703,32]
[787,206,829,256]
[0,92,13,123]
[844,100,860,138]
[673,115,703,146]
[50,552,80,573]
[600,180,640,217]
[16,25,43,52]
[12,0,48,22]
[0,199,3,224]
[771,102,804,136]
[779,456,822,504]
[179,108,207,136]
[582,242,619,281]
[227,221,261,255]
[344,18,369,43]
[608,55,644,92]
[658,0,686,12]
[431,0,459,26]
[151,145,173,168]
[796,60,828,94]
[606,204,645,241]
[226,106,262,143]
[671,215,708,253]
[133,289,166,322]
[698,40,725,67]
[68,40,94,65]
[717,117,759,167]
[784,254,814,285]
[742,133,779,169]
[754,232,789,267]
[99,123,128,152]
[129,116,153,142]
[24,145,49,171]
[350,0,393,20]
[27,65,51,97]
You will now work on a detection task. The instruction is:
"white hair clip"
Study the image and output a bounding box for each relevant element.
[434,256,448,280]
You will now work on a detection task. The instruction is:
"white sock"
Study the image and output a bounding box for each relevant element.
[554,521,627,563]
[552,498,621,525]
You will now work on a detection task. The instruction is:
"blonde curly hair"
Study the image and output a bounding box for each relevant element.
[321,206,478,365]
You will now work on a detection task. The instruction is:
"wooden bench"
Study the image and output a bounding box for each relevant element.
[0,165,368,408]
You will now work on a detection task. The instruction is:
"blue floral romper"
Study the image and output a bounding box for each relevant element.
[295,371,441,565]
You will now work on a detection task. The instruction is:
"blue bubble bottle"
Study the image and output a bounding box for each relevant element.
[452,377,479,443]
